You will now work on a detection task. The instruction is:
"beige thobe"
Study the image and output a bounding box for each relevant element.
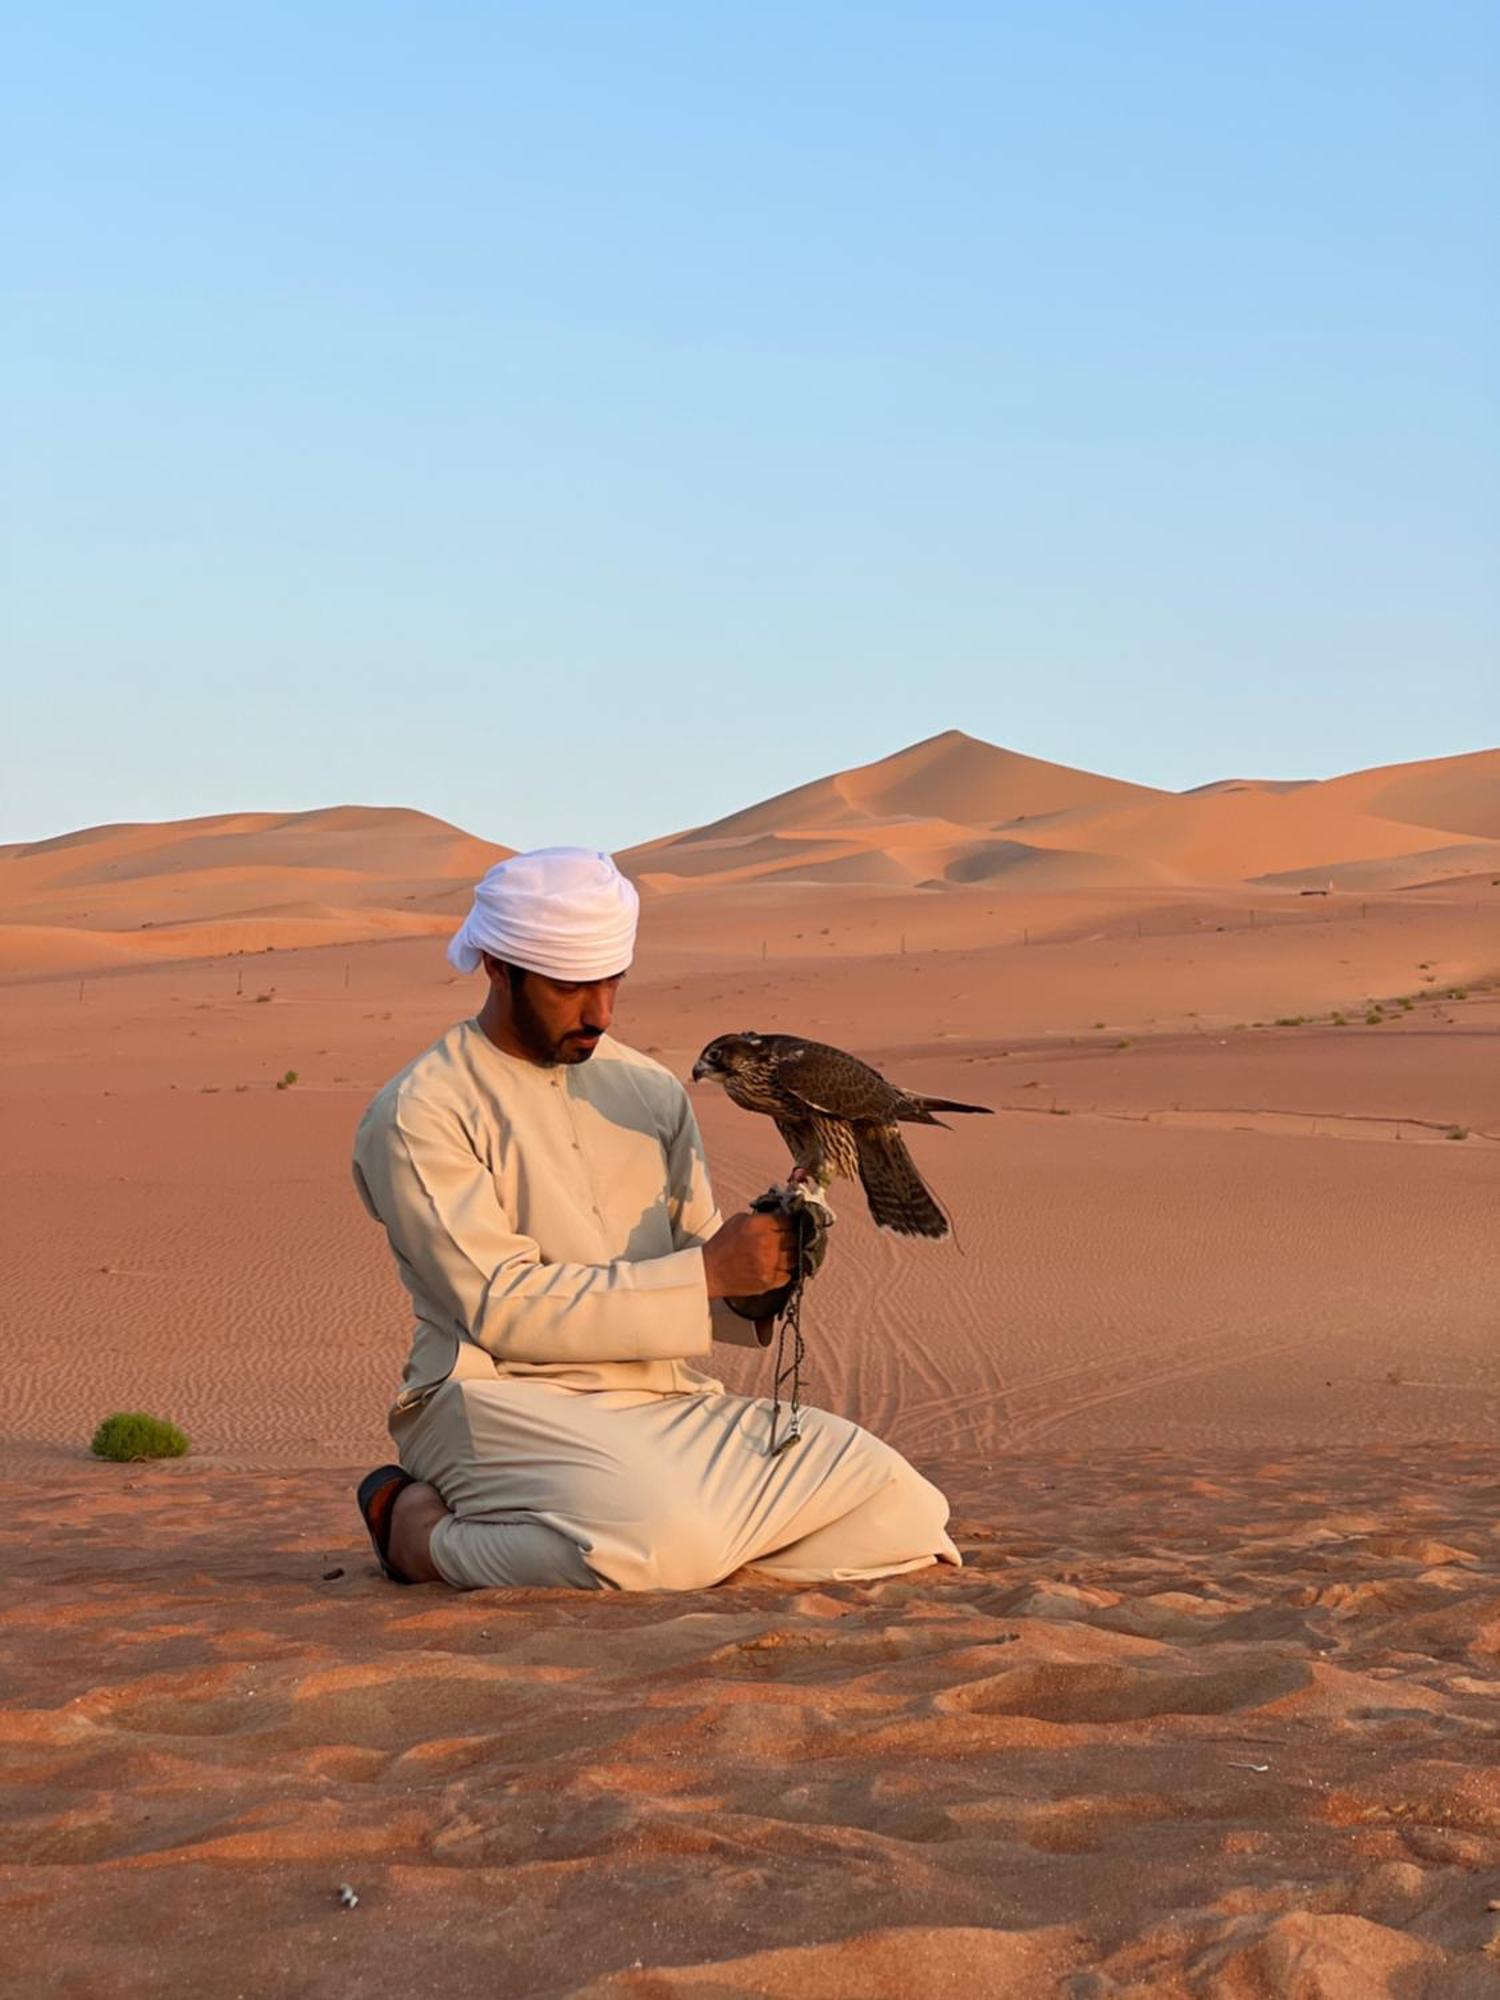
[352,1018,960,1591]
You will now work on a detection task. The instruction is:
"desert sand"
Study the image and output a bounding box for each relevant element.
[2,733,1498,1997]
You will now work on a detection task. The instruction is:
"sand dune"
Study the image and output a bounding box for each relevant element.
[0,806,509,977]
[621,731,1177,895]
[625,732,1498,902]
[1183,777,1318,797]
[1309,746,1500,843]
[632,730,1167,847]
[1253,838,1500,894]
[4,734,1496,975]
[1008,790,1472,884]
[3,742,1499,1994]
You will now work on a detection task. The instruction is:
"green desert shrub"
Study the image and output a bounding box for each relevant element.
[1364,1010,1383,1025]
[275,1069,299,1090]
[90,1412,189,1461]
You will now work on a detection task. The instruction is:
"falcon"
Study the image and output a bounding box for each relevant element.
[691,1031,991,1239]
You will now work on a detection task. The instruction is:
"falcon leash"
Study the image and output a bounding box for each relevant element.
[764,1187,824,1457]
[768,1262,807,1457]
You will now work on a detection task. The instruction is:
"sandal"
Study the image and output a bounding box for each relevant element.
[356,1463,419,1584]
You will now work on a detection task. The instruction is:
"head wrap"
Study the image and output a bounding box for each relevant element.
[447,847,639,981]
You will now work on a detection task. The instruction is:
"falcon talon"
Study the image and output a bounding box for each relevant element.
[791,1186,836,1224]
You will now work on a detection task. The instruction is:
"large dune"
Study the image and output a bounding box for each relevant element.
[623,732,1499,899]
[3,734,1496,977]
[0,805,511,976]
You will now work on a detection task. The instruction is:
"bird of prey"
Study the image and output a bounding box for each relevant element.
[691,1031,991,1239]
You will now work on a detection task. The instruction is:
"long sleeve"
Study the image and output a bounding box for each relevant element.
[355,1087,715,1369]
[662,1084,775,1352]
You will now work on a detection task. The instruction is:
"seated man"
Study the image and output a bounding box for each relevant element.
[352,845,961,1593]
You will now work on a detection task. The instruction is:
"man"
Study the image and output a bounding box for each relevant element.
[352,846,961,1593]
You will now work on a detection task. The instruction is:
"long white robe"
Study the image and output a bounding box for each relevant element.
[352,1019,960,1591]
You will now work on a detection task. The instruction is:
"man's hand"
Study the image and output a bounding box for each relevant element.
[702,1210,796,1300]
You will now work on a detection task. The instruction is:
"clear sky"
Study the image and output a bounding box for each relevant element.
[4,1,1496,852]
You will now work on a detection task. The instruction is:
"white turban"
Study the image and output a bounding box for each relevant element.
[447,847,640,981]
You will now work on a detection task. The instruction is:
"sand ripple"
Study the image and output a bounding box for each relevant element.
[2,1445,1497,1997]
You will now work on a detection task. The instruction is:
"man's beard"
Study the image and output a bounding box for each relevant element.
[511,980,601,1066]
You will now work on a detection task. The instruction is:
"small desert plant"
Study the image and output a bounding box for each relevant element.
[1273,1015,1306,1027]
[275,1069,299,1090]
[1451,987,1468,1000]
[90,1412,189,1461]
[1446,1125,1468,1141]
[1114,1038,1132,1049]
[1331,1012,1347,1026]
[1364,1010,1383,1025]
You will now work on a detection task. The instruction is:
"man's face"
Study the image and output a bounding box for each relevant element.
[508,967,624,1065]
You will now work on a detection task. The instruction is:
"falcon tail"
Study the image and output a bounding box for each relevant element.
[854,1126,949,1239]
[900,1091,992,1128]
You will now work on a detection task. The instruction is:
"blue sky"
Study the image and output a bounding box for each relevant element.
[4,1,1496,851]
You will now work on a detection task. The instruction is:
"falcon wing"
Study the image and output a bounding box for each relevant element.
[767,1037,907,1123]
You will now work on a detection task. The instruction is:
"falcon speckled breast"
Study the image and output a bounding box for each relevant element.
[691,1032,991,1239]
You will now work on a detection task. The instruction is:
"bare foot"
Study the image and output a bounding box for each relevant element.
[388,1480,449,1583]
